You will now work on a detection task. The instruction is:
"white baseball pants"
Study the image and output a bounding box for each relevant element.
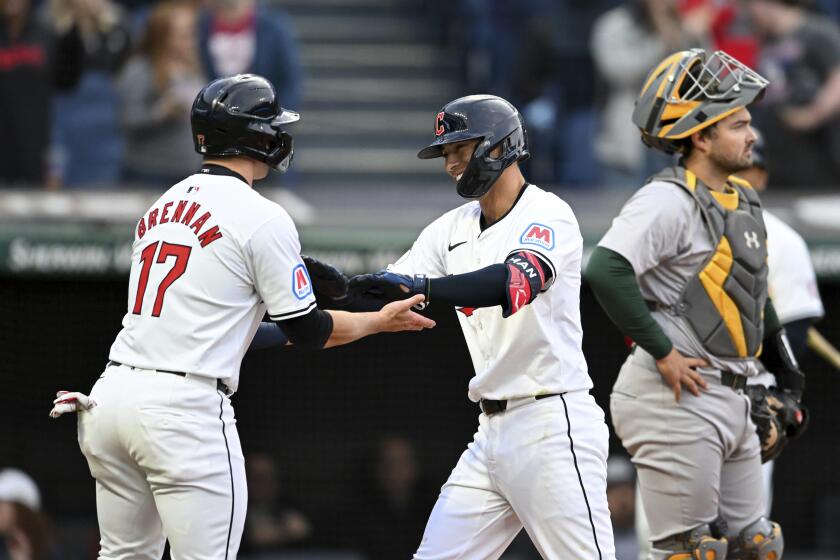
[77,364,246,559]
[414,390,616,559]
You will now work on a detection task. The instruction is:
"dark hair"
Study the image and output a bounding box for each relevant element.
[676,123,718,157]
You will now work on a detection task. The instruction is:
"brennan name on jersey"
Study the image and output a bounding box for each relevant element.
[137,199,224,248]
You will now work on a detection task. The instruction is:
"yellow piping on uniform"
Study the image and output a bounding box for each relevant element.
[699,236,748,357]
[710,189,739,210]
[685,169,698,192]
[729,175,754,190]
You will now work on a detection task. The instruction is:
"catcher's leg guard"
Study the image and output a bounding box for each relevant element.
[651,524,728,559]
[728,517,783,559]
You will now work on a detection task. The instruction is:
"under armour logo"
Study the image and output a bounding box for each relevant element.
[744,231,760,249]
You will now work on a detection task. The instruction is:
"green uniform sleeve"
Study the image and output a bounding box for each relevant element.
[585,246,673,360]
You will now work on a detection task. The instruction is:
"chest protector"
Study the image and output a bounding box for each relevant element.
[651,166,768,359]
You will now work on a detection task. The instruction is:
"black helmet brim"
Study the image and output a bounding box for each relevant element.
[417,131,484,159]
[271,109,301,126]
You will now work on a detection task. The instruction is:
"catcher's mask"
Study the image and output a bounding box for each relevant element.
[418,95,529,199]
[191,74,300,172]
[633,49,768,154]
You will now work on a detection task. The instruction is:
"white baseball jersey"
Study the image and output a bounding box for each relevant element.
[388,184,592,402]
[109,167,315,392]
[764,210,824,324]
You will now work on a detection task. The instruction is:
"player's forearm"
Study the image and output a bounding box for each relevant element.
[428,264,508,308]
[323,310,380,348]
[804,68,840,122]
[585,246,673,359]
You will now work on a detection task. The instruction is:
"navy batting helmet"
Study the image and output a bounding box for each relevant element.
[418,95,529,199]
[191,74,300,172]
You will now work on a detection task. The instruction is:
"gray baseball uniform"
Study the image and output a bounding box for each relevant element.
[598,179,765,546]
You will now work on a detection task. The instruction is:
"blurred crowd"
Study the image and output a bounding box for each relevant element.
[427,0,840,189]
[0,0,300,190]
[2,0,840,190]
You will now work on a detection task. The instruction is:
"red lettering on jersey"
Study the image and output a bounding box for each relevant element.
[295,267,309,291]
[181,202,201,225]
[197,225,223,247]
[148,208,159,229]
[137,217,146,239]
[172,200,188,222]
[190,211,211,234]
[457,307,475,317]
[526,226,551,243]
[435,112,445,136]
[160,201,173,224]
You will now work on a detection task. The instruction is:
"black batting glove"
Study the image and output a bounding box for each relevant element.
[349,271,430,307]
[302,255,351,309]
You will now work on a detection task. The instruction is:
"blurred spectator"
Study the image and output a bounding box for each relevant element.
[50,0,129,74]
[0,0,83,187]
[50,0,131,188]
[747,0,840,188]
[0,468,56,560]
[447,0,550,98]
[240,452,313,554]
[198,0,301,111]
[591,0,709,187]
[116,0,203,187]
[514,0,608,186]
[606,456,638,560]
[683,0,759,68]
[343,435,435,560]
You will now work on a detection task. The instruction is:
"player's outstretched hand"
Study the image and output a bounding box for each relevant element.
[49,391,97,418]
[654,348,709,403]
[376,295,435,332]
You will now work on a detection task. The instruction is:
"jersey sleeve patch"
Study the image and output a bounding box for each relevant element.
[291,264,313,300]
[519,223,555,251]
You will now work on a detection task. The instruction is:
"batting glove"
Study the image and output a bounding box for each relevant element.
[49,391,97,418]
[303,255,350,307]
[349,272,429,309]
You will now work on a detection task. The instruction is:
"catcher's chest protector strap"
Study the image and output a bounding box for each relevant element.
[649,166,768,358]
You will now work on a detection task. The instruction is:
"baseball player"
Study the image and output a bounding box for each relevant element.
[49,74,434,560]
[738,128,824,513]
[631,127,826,558]
[586,49,808,559]
[348,95,616,559]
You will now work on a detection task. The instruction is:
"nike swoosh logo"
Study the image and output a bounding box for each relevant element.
[448,241,467,252]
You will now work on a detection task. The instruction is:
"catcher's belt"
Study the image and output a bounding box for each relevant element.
[646,166,768,360]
